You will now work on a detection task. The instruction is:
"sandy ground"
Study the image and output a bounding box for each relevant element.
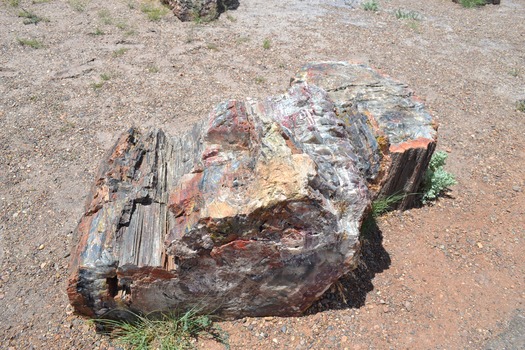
[1,0,524,348]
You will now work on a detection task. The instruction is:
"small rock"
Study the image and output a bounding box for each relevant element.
[37,244,45,250]
[281,325,287,333]
[404,301,412,311]
[512,186,522,192]
[477,242,483,248]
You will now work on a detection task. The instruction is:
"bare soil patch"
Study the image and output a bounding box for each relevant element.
[1,0,524,349]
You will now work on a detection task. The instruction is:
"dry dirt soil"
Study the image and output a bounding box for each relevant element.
[1,0,524,349]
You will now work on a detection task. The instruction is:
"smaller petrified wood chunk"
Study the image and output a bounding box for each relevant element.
[160,0,239,22]
[292,62,438,208]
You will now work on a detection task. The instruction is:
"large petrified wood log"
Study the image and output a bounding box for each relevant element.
[68,62,437,319]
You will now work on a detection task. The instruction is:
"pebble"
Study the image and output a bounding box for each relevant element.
[512,186,522,192]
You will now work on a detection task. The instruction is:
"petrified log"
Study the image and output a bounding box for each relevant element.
[452,0,500,5]
[68,62,437,319]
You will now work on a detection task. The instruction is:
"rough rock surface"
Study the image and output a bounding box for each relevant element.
[67,62,437,319]
[452,0,500,5]
[292,62,437,208]
[160,0,239,22]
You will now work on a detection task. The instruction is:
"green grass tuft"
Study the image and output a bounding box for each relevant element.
[262,38,271,50]
[141,3,169,21]
[113,47,129,57]
[362,0,378,12]
[68,0,89,12]
[395,9,421,20]
[420,151,457,204]
[94,309,228,350]
[516,100,525,113]
[17,37,43,48]
[371,193,405,218]
[459,0,486,8]
[18,9,49,24]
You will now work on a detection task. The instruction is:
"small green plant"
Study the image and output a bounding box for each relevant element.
[32,0,51,3]
[18,9,49,24]
[516,100,525,113]
[94,309,227,350]
[91,81,104,90]
[395,9,421,20]
[206,42,219,51]
[127,0,136,9]
[458,0,486,8]
[17,37,43,48]
[407,20,420,32]
[362,0,378,11]
[255,76,266,84]
[6,0,20,7]
[262,38,271,50]
[236,36,250,44]
[92,27,105,35]
[113,47,129,57]
[226,13,236,22]
[371,193,405,218]
[141,3,169,21]
[98,9,112,25]
[509,68,520,77]
[68,0,89,12]
[115,21,128,30]
[100,73,110,81]
[420,151,457,204]
[147,65,159,73]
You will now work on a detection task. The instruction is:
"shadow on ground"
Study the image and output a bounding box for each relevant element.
[307,219,391,314]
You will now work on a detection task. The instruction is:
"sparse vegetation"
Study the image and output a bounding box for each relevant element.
[113,47,129,57]
[395,9,421,20]
[362,0,378,12]
[516,100,525,113]
[206,42,219,51]
[18,9,49,25]
[94,310,227,350]
[91,81,104,90]
[17,37,43,48]
[371,193,406,218]
[5,0,20,7]
[407,20,420,32]
[98,9,113,25]
[255,76,266,84]
[236,36,250,44]
[509,68,520,77]
[262,38,271,50]
[91,27,105,35]
[420,151,457,204]
[141,2,169,21]
[226,13,236,22]
[147,65,159,73]
[100,73,110,81]
[116,21,128,30]
[68,0,89,12]
[458,0,486,8]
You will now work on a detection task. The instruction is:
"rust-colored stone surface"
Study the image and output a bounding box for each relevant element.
[68,62,437,319]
